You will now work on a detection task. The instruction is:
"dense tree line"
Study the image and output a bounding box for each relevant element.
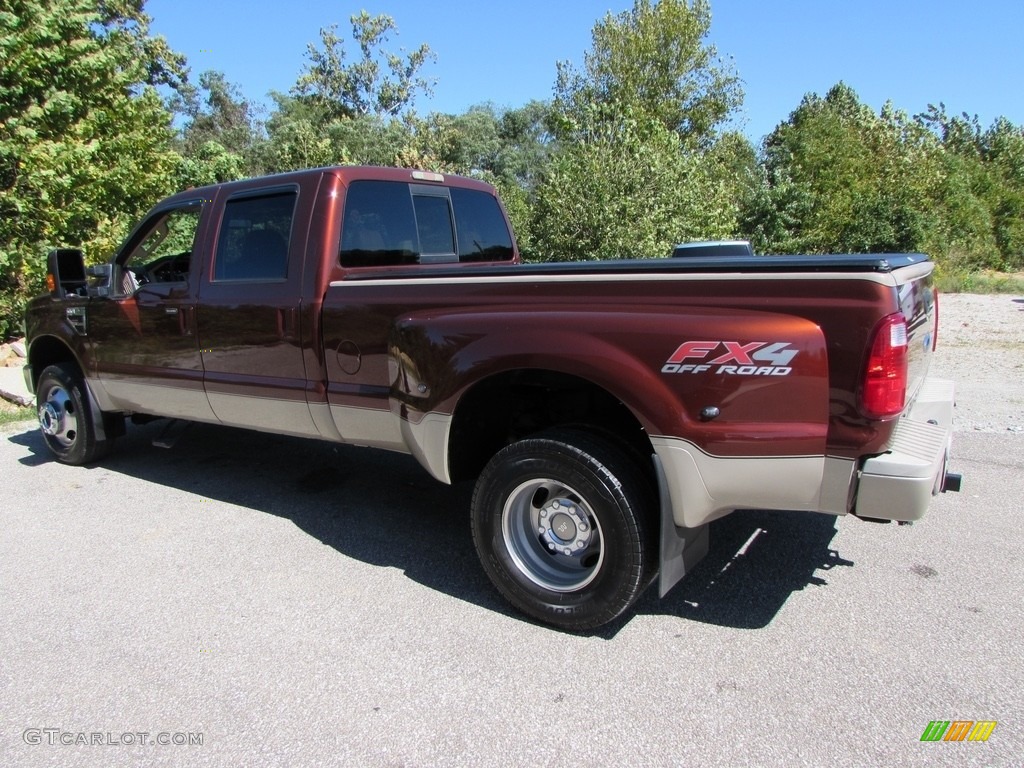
[1,0,1022,336]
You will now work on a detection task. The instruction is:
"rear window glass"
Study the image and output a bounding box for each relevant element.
[339,180,514,267]
[413,194,456,256]
[451,187,514,262]
[339,181,418,268]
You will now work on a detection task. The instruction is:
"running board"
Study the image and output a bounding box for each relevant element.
[152,419,190,449]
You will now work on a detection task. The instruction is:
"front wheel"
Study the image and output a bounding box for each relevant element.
[471,428,655,631]
[36,363,112,465]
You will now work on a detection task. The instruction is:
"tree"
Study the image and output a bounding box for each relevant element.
[536,0,742,261]
[401,102,553,186]
[398,102,554,259]
[0,0,186,337]
[174,70,263,186]
[532,111,736,261]
[983,118,1024,268]
[263,11,434,174]
[294,11,435,121]
[743,83,946,257]
[552,0,741,149]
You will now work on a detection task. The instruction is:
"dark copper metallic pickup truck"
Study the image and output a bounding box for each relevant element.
[23,166,961,630]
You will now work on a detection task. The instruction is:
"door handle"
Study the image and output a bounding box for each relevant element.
[278,307,299,339]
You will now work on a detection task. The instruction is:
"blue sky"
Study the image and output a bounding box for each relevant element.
[147,0,1023,143]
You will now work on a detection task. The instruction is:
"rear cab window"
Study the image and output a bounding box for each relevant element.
[339,180,514,268]
[213,191,297,281]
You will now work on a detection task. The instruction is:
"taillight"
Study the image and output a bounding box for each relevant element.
[932,288,939,352]
[860,313,908,418]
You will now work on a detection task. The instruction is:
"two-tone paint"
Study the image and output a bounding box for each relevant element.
[24,166,951,541]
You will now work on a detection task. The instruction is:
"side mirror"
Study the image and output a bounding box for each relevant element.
[86,263,113,297]
[46,248,88,298]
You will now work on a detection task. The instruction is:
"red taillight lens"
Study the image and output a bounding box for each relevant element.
[861,313,908,418]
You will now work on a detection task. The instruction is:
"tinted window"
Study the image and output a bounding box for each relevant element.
[339,181,418,267]
[413,194,455,257]
[214,192,296,281]
[451,188,514,262]
[339,180,514,267]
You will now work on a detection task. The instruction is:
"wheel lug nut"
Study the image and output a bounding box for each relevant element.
[538,526,545,534]
[563,548,572,556]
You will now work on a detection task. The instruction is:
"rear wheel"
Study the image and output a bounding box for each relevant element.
[36,363,112,465]
[471,428,655,631]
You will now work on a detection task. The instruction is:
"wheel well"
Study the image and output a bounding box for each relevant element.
[447,369,654,484]
[26,336,79,391]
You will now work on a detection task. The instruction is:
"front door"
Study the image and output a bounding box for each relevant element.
[89,202,216,421]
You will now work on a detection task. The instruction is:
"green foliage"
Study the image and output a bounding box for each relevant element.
[261,92,336,171]
[532,112,736,261]
[553,0,741,149]
[538,0,741,262]
[0,0,186,337]
[5,0,1023,337]
[294,11,435,121]
[173,70,263,184]
[742,84,941,255]
[742,86,1024,274]
[261,12,437,175]
[402,102,552,184]
[0,404,36,425]
[394,103,553,260]
[934,269,1024,294]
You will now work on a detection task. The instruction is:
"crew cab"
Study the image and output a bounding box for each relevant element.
[23,166,961,630]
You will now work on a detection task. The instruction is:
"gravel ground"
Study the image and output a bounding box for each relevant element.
[927,293,1024,434]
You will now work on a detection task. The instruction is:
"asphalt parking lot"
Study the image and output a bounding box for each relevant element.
[1,296,1021,767]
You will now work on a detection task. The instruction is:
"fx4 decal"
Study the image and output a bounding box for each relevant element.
[662,340,798,376]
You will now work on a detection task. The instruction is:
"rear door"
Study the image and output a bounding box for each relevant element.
[197,184,318,437]
[324,179,516,444]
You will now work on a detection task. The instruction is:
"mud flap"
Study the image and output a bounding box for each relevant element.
[81,377,109,442]
[82,377,125,441]
[653,454,709,597]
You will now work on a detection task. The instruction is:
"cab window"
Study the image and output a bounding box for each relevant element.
[213,192,296,281]
[339,180,514,267]
[117,205,202,295]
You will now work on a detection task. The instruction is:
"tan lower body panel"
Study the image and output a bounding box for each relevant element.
[650,436,854,528]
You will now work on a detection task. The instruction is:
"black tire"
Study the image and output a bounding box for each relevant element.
[471,428,656,631]
[36,363,112,465]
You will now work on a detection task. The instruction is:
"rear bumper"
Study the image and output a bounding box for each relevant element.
[853,377,957,522]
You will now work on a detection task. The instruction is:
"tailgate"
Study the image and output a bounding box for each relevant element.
[892,260,938,407]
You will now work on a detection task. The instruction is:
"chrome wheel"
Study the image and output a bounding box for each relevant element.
[472,428,655,630]
[35,363,113,465]
[501,478,605,592]
[39,383,79,448]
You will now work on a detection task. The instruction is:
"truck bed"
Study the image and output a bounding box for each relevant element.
[342,253,931,281]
